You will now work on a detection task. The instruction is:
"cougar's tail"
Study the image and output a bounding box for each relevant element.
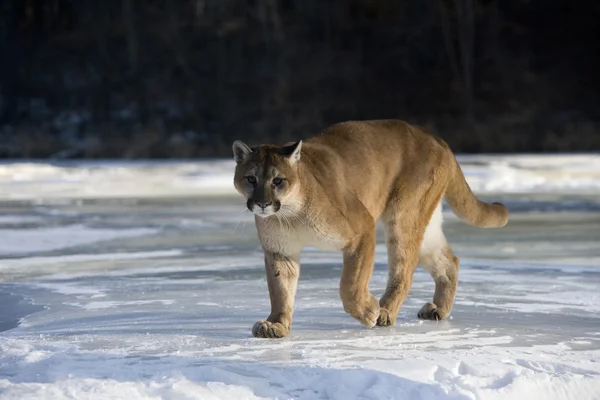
[445,157,509,228]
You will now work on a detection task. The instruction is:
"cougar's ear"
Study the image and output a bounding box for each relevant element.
[232,140,252,164]
[282,140,302,165]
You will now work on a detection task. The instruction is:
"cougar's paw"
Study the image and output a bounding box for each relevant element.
[252,320,290,338]
[418,302,448,321]
[376,308,395,327]
[342,294,380,328]
[358,296,380,328]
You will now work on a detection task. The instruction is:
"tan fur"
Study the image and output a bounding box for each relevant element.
[232,119,508,338]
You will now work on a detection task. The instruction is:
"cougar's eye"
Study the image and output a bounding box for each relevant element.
[272,177,283,186]
[245,176,257,184]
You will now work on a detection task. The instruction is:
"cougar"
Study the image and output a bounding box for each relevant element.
[232,120,508,338]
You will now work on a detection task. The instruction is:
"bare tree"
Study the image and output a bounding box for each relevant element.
[437,0,475,122]
[0,0,21,123]
[122,0,138,72]
[454,0,475,122]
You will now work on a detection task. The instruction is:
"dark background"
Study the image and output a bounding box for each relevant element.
[0,0,599,159]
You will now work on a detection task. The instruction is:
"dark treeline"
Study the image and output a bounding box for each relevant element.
[0,0,599,158]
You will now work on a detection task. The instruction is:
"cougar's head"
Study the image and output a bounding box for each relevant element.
[232,140,302,218]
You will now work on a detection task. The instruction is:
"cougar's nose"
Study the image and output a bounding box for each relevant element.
[255,201,272,209]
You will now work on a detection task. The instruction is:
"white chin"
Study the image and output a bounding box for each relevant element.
[253,207,276,218]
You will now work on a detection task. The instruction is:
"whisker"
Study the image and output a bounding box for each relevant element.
[280,213,289,233]
[278,207,294,233]
[275,212,286,233]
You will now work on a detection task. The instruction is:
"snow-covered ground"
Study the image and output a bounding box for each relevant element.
[1,154,600,200]
[1,155,599,400]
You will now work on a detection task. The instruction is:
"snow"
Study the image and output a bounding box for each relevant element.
[0,154,599,201]
[1,155,600,400]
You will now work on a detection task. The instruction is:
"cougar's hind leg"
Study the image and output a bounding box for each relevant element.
[417,204,459,321]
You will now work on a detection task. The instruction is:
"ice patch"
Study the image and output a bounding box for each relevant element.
[0,250,183,269]
[34,282,105,297]
[0,225,159,255]
[67,299,175,310]
[0,215,46,225]
[0,250,184,281]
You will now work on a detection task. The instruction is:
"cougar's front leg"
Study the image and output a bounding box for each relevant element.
[252,251,300,338]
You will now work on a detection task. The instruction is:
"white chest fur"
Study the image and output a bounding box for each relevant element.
[256,216,343,255]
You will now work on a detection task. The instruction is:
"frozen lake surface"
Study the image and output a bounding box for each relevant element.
[0,155,599,400]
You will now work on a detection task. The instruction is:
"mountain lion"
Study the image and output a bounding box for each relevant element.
[232,120,508,338]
